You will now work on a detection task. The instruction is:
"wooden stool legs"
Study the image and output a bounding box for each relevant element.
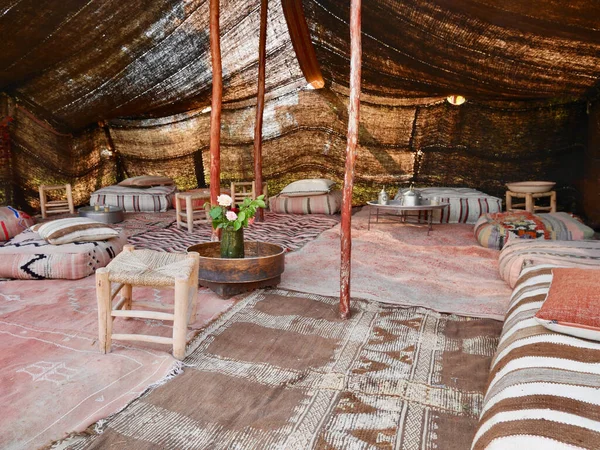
[96,248,200,361]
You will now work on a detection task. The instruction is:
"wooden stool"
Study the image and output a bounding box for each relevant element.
[175,190,211,232]
[230,181,268,206]
[96,245,200,360]
[39,184,75,218]
[506,190,557,213]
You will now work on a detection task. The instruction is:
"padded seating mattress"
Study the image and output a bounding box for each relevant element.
[0,230,127,280]
[269,190,342,215]
[90,185,177,213]
[498,239,600,288]
[472,264,600,449]
[394,187,501,224]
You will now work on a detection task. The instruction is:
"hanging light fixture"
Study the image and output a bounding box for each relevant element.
[446,95,466,106]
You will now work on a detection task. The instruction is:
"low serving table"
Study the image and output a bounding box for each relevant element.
[78,205,125,224]
[367,200,449,235]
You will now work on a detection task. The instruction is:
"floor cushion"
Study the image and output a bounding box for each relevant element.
[498,239,600,288]
[472,264,600,449]
[118,175,174,187]
[90,185,177,213]
[474,211,594,250]
[0,206,35,242]
[394,187,502,224]
[269,190,342,215]
[0,230,127,280]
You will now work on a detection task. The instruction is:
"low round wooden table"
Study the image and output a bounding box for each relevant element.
[187,241,285,298]
[367,200,449,235]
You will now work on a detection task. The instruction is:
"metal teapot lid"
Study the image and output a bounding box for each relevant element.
[405,184,417,197]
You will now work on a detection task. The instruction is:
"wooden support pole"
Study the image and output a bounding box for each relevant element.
[209,0,223,240]
[339,0,362,319]
[253,0,268,222]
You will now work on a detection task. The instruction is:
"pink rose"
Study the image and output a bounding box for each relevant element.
[226,211,238,221]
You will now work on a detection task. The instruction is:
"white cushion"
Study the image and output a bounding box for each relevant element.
[36,218,120,245]
[280,179,336,197]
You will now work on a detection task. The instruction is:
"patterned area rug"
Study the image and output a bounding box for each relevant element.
[68,290,502,450]
[128,212,340,252]
[0,277,237,450]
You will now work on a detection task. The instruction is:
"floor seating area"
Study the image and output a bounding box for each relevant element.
[1,182,599,449]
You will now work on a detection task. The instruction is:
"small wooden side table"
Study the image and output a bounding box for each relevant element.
[176,191,211,232]
[505,190,556,213]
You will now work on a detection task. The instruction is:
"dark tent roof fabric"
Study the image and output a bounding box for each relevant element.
[0,0,598,221]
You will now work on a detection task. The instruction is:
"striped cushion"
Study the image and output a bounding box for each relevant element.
[269,190,342,215]
[498,239,600,288]
[394,187,502,224]
[37,217,120,245]
[90,185,177,212]
[471,264,600,449]
[0,206,35,242]
[475,211,595,250]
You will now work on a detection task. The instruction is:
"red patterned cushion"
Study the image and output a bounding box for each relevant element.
[535,267,600,341]
[0,206,35,242]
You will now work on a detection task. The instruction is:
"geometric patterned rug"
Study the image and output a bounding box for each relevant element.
[66,289,502,449]
[127,212,340,252]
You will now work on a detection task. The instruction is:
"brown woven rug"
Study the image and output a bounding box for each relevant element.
[69,290,502,450]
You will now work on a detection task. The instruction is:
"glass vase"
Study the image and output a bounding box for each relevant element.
[220,227,245,258]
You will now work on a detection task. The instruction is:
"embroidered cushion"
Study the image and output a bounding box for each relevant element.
[474,211,594,250]
[36,218,120,245]
[535,267,600,341]
[0,206,35,242]
[118,175,174,187]
[0,230,126,280]
[280,179,336,197]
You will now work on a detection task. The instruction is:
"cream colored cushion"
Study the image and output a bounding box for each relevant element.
[118,175,174,187]
[280,179,336,197]
[36,218,120,245]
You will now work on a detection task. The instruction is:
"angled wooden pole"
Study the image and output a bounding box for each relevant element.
[209,0,223,240]
[253,0,268,222]
[340,0,362,319]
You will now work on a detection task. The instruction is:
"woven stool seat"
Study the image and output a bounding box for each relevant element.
[106,249,196,287]
[96,245,200,360]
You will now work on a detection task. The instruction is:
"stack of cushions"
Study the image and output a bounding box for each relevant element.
[269,179,342,215]
[472,264,600,449]
[0,217,126,280]
[0,206,35,242]
[394,187,502,224]
[90,183,177,212]
[474,210,594,250]
[498,239,600,288]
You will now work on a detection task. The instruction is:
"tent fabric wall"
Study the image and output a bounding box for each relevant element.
[0,0,597,221]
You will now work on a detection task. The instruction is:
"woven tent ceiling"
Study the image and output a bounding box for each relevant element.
[1,0,599,217]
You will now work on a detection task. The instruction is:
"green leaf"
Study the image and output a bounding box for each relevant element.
[233,221,242,231]
[209,207,222,219]
[237,211,246,222]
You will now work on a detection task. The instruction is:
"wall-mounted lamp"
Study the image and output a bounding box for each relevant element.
[446,95,466,106]
[201,106,212,114]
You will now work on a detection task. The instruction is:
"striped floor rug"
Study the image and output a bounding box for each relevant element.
[127,212,340,252]
[67,290,502,450]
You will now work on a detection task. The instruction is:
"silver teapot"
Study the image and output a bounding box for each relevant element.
[402,184,421,206]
